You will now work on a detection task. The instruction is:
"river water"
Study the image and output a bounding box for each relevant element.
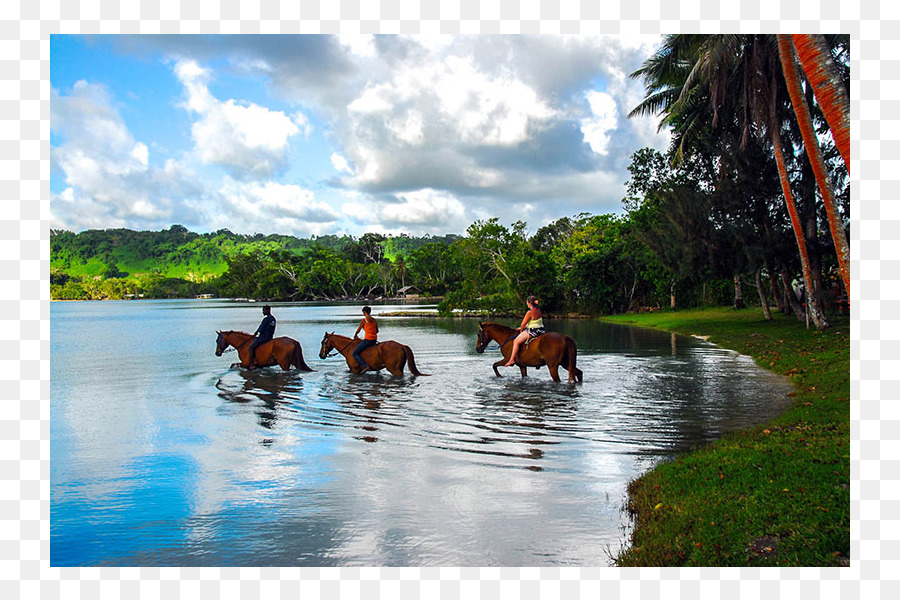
[50,299,791,566]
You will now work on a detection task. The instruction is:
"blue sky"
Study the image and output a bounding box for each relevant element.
[50,34,669,238]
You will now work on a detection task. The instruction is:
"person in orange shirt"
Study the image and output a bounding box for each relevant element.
[352,305,378,373]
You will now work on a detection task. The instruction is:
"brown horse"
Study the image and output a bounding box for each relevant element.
[475,322,583,383]
[318,332,429,376]
[215,330,314,371]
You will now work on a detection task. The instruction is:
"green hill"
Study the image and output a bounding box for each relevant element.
[50,225,459,301]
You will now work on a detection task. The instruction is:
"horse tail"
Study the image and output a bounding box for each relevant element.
[566,336,582,382]
[292,341,314,372]
[403,345,430,376]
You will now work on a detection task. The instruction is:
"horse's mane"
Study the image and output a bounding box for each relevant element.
[482,322,516,333]
[219,330,256,346]
[223,330,253,337]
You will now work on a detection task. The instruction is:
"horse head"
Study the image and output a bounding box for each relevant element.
[475,322,488,354]
[319,332,335,359]
[215,330,227,356]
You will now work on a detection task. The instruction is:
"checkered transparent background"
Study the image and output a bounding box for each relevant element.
[9,0,891,597]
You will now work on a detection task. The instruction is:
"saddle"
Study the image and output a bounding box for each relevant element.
[524,330,544,345]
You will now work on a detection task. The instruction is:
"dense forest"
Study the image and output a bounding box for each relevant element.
[51,35,850,325]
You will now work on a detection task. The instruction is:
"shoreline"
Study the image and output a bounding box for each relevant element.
[601,308,850,566]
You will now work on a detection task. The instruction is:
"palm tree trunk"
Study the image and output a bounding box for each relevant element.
[778,35,851,299]
[791,34,850,172]
[770,92,829,330]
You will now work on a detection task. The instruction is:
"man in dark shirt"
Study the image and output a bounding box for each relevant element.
[248,305,276,370]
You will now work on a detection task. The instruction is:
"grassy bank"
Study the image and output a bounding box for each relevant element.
[602,307,849,567]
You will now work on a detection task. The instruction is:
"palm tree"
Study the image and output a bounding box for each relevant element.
[777,35,850,299]
[791,34,851,172]
[629,34,830,328]
[768,64,828,329]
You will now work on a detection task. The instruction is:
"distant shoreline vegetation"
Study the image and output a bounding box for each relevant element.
[50,210,844,321]
[52,142,848,323]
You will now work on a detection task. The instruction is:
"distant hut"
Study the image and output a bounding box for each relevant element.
[396,285,421,299]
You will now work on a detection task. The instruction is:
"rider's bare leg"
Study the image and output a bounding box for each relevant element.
[505,332,527,366]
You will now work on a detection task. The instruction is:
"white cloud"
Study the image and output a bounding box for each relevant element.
[205,179,340,236]
[382,189,466,226]
[341,188,468,235]
[52,35,675,237]
[404,34,455,54]
[581,91,618,155]
[292,111,312,137]
[387,110,424,145]
[51,81,149,187]
[347,84,395,114]
[175,59,304,180]
[331,152,354,174]
[220,180,337,220]
[50,81,185,231]
[338,34,376,58]
[131,142,149,165]
[433,55,555,146]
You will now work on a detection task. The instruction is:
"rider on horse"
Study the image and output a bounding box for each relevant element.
[504,295,545,367]
[352,305,378,373]
[248,304,276,370]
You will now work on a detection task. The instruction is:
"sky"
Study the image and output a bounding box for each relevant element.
[50,34,671,238]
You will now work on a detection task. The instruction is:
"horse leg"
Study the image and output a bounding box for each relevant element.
[381,347,406,377]
[387,364,404,376]
[491,359,505,377]
[547,363,561,382]
[519,365,527,378]
[277,346,292,371]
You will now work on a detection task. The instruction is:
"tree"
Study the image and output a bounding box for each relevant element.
[357,233,386,264]
[393,255,408,289]
[777,35,850,298]
[408,242,460,295]
[552,214,649,314]
[768,66,828,329]
[629,35,834,328]
[630,186,715,310]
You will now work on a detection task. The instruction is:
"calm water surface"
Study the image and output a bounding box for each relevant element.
[51,299,791,566]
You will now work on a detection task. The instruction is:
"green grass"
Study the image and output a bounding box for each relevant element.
[602,307,849,566]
